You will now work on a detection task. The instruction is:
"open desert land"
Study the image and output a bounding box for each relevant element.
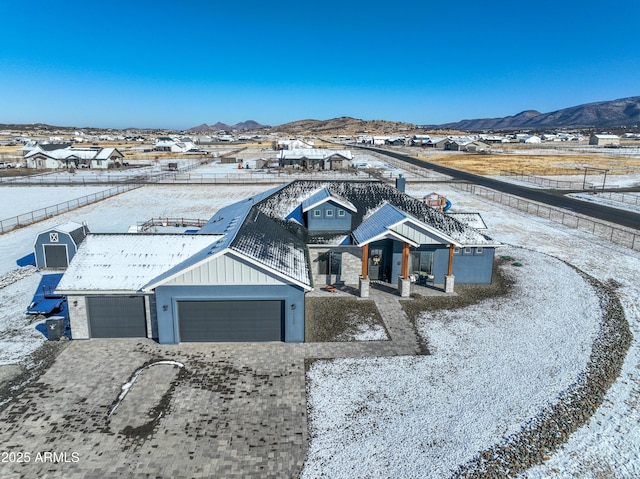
[405,144,640,177]
[0,147,638,477]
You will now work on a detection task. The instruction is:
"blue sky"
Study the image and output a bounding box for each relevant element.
[1,0,638,129]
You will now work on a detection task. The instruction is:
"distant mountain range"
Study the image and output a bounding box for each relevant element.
[186,120,269,132]
[272,116,417,135]
[435,96,640,131]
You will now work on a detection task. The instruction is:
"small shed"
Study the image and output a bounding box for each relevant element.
[34,222,89,269]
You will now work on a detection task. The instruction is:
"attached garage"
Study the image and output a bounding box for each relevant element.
[87,296,147,338]
[177,300,284,342]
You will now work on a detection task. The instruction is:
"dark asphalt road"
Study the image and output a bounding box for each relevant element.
[365,147,640,231]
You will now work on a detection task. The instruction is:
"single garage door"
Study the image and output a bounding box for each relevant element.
[87,296,147,338]
[177,300,284,342]
[44,244,68,268]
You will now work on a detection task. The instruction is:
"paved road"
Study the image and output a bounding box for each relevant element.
[363,146,640,230]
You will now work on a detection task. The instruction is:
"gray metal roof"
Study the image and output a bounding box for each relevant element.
[352,202,408,244]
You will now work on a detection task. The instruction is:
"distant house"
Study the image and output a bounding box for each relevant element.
[24,146,125,169]
[57,180,499,344]
[424,137,449,149]
[520,135,542,144]
[277,139,315,150]
[589,134,620,146]
[278,149,353,170]
[153,137,197,152]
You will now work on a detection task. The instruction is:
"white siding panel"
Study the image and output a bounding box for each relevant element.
[165,253,285,286]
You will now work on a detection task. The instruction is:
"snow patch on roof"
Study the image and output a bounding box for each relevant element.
[56,234,221,292]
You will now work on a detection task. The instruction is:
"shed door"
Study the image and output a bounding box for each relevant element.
[177,300,284,342]
[87,296,147,338]
[44,244,68,268]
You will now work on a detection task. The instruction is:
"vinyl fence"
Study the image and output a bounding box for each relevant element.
[455,183,640,252]
[0,184,139,233]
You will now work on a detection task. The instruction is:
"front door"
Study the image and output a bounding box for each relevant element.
[369,248,384,280]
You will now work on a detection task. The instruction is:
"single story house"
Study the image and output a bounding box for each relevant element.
[153,137,198,152]
[56,180,498,344]
[24,146,124,169]
[278,149,353,170]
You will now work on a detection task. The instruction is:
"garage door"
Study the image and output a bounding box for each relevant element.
[87,296,147,338]
[177,300,284,342]
[44,244,68,268]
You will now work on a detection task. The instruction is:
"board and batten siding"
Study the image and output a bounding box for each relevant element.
[391,222,446,245]
[163,253,287,286]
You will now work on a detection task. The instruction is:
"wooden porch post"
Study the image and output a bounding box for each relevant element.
[401,242,410,279]
[361,243,369,279]
[447,244,455,276]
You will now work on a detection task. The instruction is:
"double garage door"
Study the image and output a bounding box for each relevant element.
[177,300,284,342]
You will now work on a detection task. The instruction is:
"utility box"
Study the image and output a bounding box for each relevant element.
[46,316,65,341]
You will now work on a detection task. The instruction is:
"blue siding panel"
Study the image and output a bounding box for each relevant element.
[433,247,495,284]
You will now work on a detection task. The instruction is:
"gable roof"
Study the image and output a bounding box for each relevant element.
[56,234,221,293]
[301,187,357,213]
[255,180,498,247]
[352,202,459,247]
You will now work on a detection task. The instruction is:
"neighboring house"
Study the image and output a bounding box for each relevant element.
[56,180,498,344]
[34,222,89,269]
[24,146,125,169]
[277,139,315,150]
[520,135,542,144]
[278,149,353,170]
[424,137,449,149]
[91,147,124,169]
[589,134,620,146]
[153,137,197,152]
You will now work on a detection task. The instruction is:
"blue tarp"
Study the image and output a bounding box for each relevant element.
[26,274,67,316]
[16,253,36,267]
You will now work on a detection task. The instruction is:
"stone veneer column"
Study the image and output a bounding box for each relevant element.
[398,276,411,297]
[444,275,455,293]
[359,276,370,298]
[67,295,89,339]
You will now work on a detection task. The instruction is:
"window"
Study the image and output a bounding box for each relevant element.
[325,209,334,217]
[318,251,342,275]
[49,232,59,243]
[464,247,472,254]
[313,209,322,217]
[475,247,484,255]
[453,247,460,254]
[338,210,346,217]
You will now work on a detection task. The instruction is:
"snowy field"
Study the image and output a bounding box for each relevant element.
[0,174,638,476]
[409,184,640,478]
[0,184,274,276]
[303,247,602,478]
[0,186,112,218]
[487,173,640,190]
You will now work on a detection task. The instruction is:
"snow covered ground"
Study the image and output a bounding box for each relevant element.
[568,191,640,215]
[303,247,602,478]
[0,269,46,365]
[0,186,111,218]
[0,184,274,276]
[414,184,640,478]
